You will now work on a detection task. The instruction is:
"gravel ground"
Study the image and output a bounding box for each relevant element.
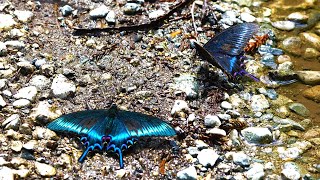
[0,0,320,179]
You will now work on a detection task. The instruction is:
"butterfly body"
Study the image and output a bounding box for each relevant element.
[47,105,176,168]
[195,23,260,81]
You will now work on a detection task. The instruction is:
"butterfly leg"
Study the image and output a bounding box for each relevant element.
[78,145,94,163]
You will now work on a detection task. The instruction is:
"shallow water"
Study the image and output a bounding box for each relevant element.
[262,0,320,124]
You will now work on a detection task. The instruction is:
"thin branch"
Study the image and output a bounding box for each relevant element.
[73,0,194,35]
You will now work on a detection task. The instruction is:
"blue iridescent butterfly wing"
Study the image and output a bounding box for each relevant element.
[106,110,176,168]
[47,106,176,169]
[196,23,259,78]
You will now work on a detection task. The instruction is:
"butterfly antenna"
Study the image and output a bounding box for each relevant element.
[78,146,93,163]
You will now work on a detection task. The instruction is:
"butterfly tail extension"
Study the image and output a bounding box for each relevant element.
[236,69,260,82]
[115,147,124,169]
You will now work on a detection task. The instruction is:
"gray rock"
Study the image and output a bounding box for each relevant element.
[232,152,251,167]
[171,100,189,116]
[296,71,320,85]
[10,29,25,38]
[281,162,301,180]
[177,166,197,180]
[115,169,126,178]
[260,53,277,69]
[0,95,6,107]
[51,74,76,99]
[258,88,278,100]
[16,61,35,75]
[32,126,57,140]
[194,140,209,149]
[5,40,25,50]
[245,162,265,179]
[2,114,20,130]
[12,99,31,108]
[35,162,56,176]
[197,149,219,167]
[149,10,165,19]
[13,10,33,22]
[10,140,23,152]
[187,147,200,157]
[277,141,312,161]
[221,101,232,109]
[123,3,141,15]
[206,128,227,136]
[60,5,73,16]
[260,113,274,121]
[40,64,55,77]
[0,166,15,180]
[34,58,46,68]
[30,101,61,124]
[0,42,7,56]
[172,74,199,98]
[13,86,38,101]
[106,10,116,23]
[272,21,295,31]
[204,115,221,127]
[217,113,231,121]
[23,140,38,150]
[278,61,293,71]
[250,94,270,112]
[89,5,109,19]
[187,113,196,122]
[240,12,256,23]
[29,75,51,90]
[258,45,283,56]
[272,116,305,131]
[288,103,309,117]
[241,127,273,144]
[229,94,245,108]
[0,14,17,30]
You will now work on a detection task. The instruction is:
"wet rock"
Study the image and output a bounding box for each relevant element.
[278,141,312,160]
[106,10,116,23]
[177,166,197,180]
[13,86,38,101]
[250,94,269,112]
[10,140,23,152]
[288,103,309,117]
[258,88,278,100]
[232,151,251,167]
[204,115,221,127]
[281,37,302,55]
[171,100,189,117]
[51,74,76,99]
[302,85,320,102]
[13,99,31,108]
[270,94,293,106]
[296,71,320,85]
[89,5,109,19]
[300,32,320,51]
[277,61,293,71]
[240,12,256,23]
[172,74,199,98]
[13,10,33,22]
[149,10,165,19]
[303,128,320,139]
[272,21,295,31]
[260,53,277,69]
[197,149,219,167]
[35,162,56,177]
[245,162,265,179]
[277,54,292,64]
[241,127,273,144]
[0,95,6,107]
[304,48,320,59]
[60,5,73,16]
[258,45,283,56]
[221,101,232,109]
[273,116,305,131]
[0,14,17,30]
[287,12,308,23]
[123,3,141,15]
[32,126,57,140]
[281,162,301,180]
[2,114,20,130]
